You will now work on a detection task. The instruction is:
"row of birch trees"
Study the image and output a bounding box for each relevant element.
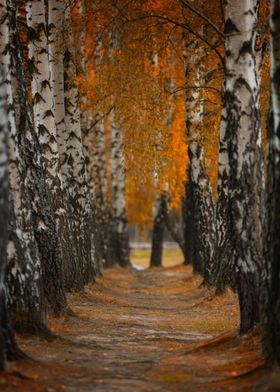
[0,0,110,369]
[150,0,280,363]
[93,0,280,363]
[0,0,139,369]
[1,0,280,369]
[177,0,280,363]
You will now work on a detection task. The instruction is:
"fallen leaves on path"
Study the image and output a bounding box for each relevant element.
[0,264,275,391]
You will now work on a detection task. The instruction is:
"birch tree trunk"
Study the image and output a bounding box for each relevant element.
[63,6,98,280]
[162,197,186,261]
[150,194,165,268]
[0,0,47,334]
[93,34,112,268]
[183,34,216,284]
[215,4,264,294]
[26,0,67,315]
[182,170,194,265]
[214,100,235,291]
[220,0,263,333]
[48,0,97,290]
[48,0,75,290]
[263,0,280,363]
[92,112,113,267]
[110,29,130,268]
[163,77,186,260]
[0,63,23,369]
[0,62,12,369]
[111,106,130,267]
[48,0,67,186]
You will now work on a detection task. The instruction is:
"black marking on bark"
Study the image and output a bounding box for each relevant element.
[238,40,253,59]
[38,124,48,136]
[43,110,54,119]
[28,58,38,75]
[224,18,239,35]
[41,79,51,90]
[33,92,46,104]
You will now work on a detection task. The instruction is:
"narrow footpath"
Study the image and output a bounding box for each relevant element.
[1,264,272,391]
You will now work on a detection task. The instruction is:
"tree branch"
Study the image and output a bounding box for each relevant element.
[179,0,225,38]
[124,14,224,65]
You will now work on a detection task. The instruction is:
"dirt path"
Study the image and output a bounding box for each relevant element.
[0,264,270,391]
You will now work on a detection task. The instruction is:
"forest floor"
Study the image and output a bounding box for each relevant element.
[0,255,279,391]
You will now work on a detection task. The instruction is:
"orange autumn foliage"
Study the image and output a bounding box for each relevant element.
[72,0,271,229]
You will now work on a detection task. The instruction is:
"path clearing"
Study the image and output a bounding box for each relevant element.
[1,265,271,391]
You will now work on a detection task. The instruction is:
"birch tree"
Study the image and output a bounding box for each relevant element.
[110,109,130,267]
[215,3,265,294]
[219,0,263,333]
[47,1,98,288]
[263,0,280,363]
[48,0,78,290]
[26,0,67,314]
[64,5,98,280]
[0,62,11,370]
[0,62,23,369]
[91,33,112,268]
[0,0,48,333]
[183,33,216,285]
[183,168,194,265]
[110,28,130,268]
[150,194,165,267]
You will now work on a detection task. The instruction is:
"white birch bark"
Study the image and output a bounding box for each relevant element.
[109,28,130,267]
[0,61,11,369]
[26,0,67,315]
[183,34,216,285]
[0,64,9,286]
[26,0,61,190]
[220,0,262,333]
[78,4,102,272]
[48,0,68,185]
[48,0,83,290]
[90,32,112,266]
[0,0,45,332]
[110,107,130,267]
[63,5,98,279]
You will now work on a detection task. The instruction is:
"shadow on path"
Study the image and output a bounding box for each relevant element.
[0,265,271,391]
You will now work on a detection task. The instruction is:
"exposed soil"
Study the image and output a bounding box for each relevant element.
[0,263,277,391]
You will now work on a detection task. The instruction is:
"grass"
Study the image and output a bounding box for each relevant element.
[131,247,182,259]
[131,247,184,269]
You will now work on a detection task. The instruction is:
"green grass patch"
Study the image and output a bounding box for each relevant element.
[131,247,182,259]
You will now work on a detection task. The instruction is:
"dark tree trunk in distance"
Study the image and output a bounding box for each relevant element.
[183,173,194,265]
[150,195,165,267]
